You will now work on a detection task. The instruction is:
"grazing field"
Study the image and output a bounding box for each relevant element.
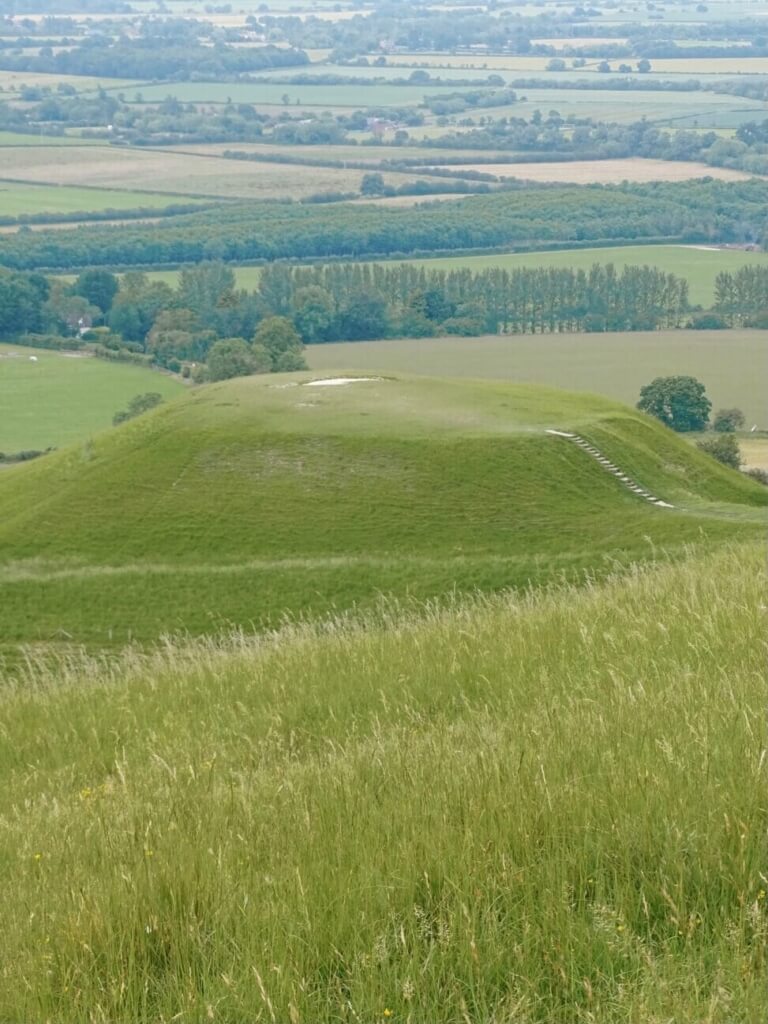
[0,146,453,200]
[0,373,763,655]
[0,131,98,147]
[307,330,768,427]
[1,542,765,1022]
[0,181,202,218]
[0,344,185,452]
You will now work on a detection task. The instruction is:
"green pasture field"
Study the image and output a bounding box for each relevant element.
[142,244,768,308]
[0,343,185,452]
[0,373,763,655]
[308,329,768,428]
[1,542,764,1022]
[0,145,455,201]
[128,81,479,107]
[0,131,99,147]
[0,181,202,218]
[416,89,767,130]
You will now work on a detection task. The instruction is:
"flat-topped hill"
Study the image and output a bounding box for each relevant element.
[0,372,763,655]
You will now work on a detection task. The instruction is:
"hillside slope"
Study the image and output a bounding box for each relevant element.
[1,544,765,1022]
[0,372,764,654]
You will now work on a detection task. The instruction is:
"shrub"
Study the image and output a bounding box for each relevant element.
[696,433,742,470]
[712,408,745,433]
[744,466,768,486]
[113,393,164,427]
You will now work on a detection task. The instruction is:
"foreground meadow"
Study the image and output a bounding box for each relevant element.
[1,543,765,1022]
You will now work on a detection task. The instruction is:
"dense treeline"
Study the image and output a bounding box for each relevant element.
[0,34,308,80]
[258,262,690,338]
[2,180,767,273]
[0,259,694,374]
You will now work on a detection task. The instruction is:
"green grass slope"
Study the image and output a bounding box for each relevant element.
[1,544,765,1022]
[0,372,764,654]
[0,343,185,451]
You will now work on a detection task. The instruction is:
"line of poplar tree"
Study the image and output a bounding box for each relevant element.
[259,262,690,340]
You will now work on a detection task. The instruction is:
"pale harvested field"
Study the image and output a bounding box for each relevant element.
[166,142,512,164]
[439,159,754,184]
[648,56,768,74]
[0,146,451,199]
[740,437,768,470]
[384,54,559,72]
[0,70,138,92]
[530,37,629,48]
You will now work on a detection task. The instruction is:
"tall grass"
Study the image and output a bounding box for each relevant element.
[1,543,766,1022]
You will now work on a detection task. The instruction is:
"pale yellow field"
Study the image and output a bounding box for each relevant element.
[531,37,629,49]
[0,70,137,91]
[438,158,754,184]
[0,146,453,199]
[740,437,768,470]
[383,54,560,72]
[648,57,768,74]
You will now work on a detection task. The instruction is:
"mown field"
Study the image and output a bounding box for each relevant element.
[1,542,765,1022]
[0,130,99,147]
[0,69,139,92]
[0,146,454,201]
[445,159,752,184]
[0,373,763,656]
[307,330,768,428]
[0,181,203,218]
[0,344,185,452]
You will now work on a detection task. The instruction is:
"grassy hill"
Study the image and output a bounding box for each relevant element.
[1,542,764,1022]
[0,372,764,655]
[0,343,185,452]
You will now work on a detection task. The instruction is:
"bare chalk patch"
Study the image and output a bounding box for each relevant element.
[303,377,383,387]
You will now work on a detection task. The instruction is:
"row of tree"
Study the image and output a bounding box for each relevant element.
[3,180,768,273]
[713,267,768,326]
[0,257,702,370]
[257,262,691,339]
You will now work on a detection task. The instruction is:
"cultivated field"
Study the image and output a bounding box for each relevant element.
[0,182,205,219]
[443,158,754,184]
[0,146,453,200]
[0,344,185,452]
[307,330,768,427]
[0,70,138,92]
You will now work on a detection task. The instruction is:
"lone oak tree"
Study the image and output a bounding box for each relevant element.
[637,376,711,432]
